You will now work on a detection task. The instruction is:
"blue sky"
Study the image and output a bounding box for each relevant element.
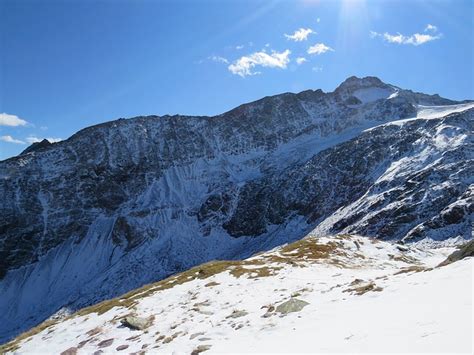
[0,0,473,160]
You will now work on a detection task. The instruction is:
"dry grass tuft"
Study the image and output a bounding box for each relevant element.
[394,265,431,275]
[343,281,383,295]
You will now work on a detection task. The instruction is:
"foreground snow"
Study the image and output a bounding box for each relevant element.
[4,235,472,354]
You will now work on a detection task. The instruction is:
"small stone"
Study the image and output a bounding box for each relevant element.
[78,339,91,348]
[126,334,141,341]
[350,278,364,286]
[226,310,248,319]
[86,327,102,337]
[191,344,212,354]
[97,338,114,348]
[116,344,129,351]
[204,281,220,287]
[190,332,206,340]
[197,309,213,316]
[60,347,77,355]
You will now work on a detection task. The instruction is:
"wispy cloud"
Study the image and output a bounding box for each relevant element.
[26,136,62,144]
[0,135,25,144]
[235,45,244,50]
[312,66,323,72]
[425,24,438,32]
[285,28,314,42]
[316,18,321,23]
[370,25,441,46]
[0,113,28,127]
[296,57,307,65]
[209,55,229,64]
[307,43,334,55]
[228,49,291,77]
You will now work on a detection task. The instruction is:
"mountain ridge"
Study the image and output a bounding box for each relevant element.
[0,76,472,343]
[6,75,470,163]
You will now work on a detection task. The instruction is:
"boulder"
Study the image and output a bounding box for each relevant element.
[120,316,153,330]
[275,298,309,314]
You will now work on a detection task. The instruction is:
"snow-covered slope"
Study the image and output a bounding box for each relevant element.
[2,235,471,354]
[0,76,472,343]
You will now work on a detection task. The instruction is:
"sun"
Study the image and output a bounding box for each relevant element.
[337,0,370,50]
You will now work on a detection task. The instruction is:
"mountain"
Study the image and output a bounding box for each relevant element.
[0,76,472,343]
[1,235,472,353]
[19,139,52,156]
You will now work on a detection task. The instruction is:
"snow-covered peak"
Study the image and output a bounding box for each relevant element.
[335,75,388,92]
[332,76,398,105]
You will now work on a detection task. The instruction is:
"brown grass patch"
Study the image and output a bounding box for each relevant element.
[394,265,431,275]
[343,282,383,295]
[388,254,420,264]
[262,238,347,267]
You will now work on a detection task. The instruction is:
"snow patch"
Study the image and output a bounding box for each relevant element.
[353,87,395,103]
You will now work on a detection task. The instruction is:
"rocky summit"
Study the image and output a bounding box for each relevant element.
[0,76,473,343]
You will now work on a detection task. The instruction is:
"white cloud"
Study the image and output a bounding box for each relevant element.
[228,49,291,77]
[235,45,244,50]
[296,57,307,65]
[0,113,28,127]
[307,43,334,55]
[316,18,321,23]
[26,136,62,144]
[370,29,441,46]
[0,135,25,144]
[285,28,314,42]
[369,30,379,39]
[312,65,323,72]
[209,55,229,64]
[425,24,438,32]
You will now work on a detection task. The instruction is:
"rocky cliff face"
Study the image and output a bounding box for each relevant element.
[0,76,472,343]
